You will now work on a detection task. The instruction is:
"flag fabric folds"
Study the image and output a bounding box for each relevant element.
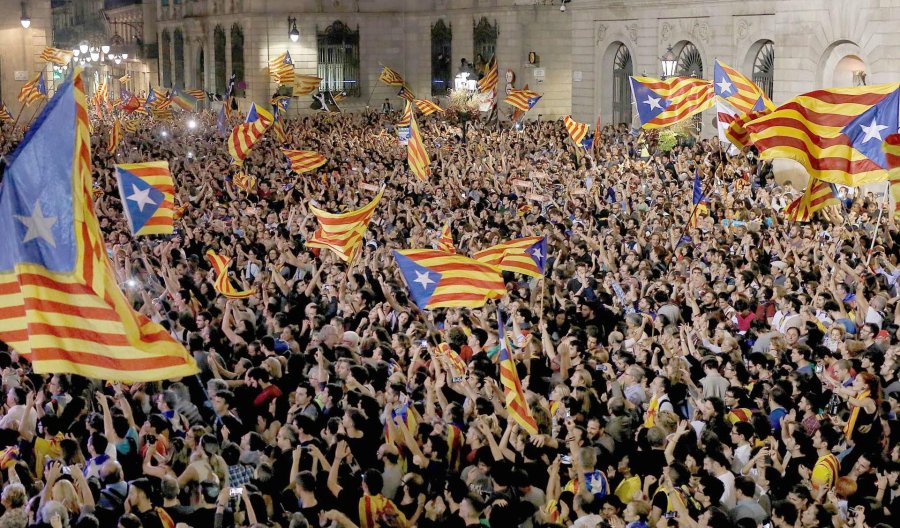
[407,114,431,181]
[478,56,498,94]
[122,119,140,134]
[0,102,13,123]
[115,161,175,236]
[18,73,47,106]
[688,170,710,228]
[107,119,121,154]
[170,88,197,111]
[185,89,205,100]
[504,89,542,112]
[725,108,769,150]
[0,70,197,381]
[269,51,295,86]
[563,116,590,144]
[497,309,538,435]
[392,250,506,310]
[282,149,328,174]
[397,85,415,102]
[228,103,273,165]
[397,100,412,127]
[379,66,406,87]
[744,83,899,186]
[40,47,73,66]
[206,251,255,299]
[713,60,775,115]
[716,99,742,153]
[232,171,257,193]
[307,187,385,263]
[629,76,715,129]
[295,75,323,96]
[473,236,547,278]
[883,134,900,220]
[414,99,443,116]
[784,179,841,222]
[437,222,455,253]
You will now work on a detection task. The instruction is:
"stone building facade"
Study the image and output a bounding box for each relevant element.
[0,0,51,107]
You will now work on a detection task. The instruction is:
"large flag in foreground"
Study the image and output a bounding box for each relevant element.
[784,179,841,222]
[0,71,197,381]
[497,309,538,434]
[630,76,714,129]
[392,250,506,309]
[307,187,385,263]
[474,236,547,278]
[115,161,175,236]
[206,250,255,299]
[745,83,899,186]
[882,134,900,219]
[713,60,775,114]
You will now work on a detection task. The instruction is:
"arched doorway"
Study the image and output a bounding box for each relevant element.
[752,41,774,99]
[611,44,632,127]
[834,55,867,87]
[817,40,867,88]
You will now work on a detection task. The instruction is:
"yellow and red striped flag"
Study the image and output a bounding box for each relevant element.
[563,115,590,144]
[397,85,415,102]
[282,149,327,173]
[407,114,431,181]
[40,47,73,66]
[414,99,443,116]
[206,250,255,299]
[269,51,295,86]
[784,179,841,222]
[271,114,287,144]
[745,84,899,187]
[498,310,538,434]
[881,134,900,220]
[437,222,455,253]
[478,55,498,94]
[0,69,197,381]
[228,103,273,165]
[115,161,175,236]
[185,88,205,100]
[359,494,407,528]
[118,74,131,85]
[295,75,322,96]
[107,119,122,154]
[0,102,13,123]
[397,100,412,127]
[151,106,174,122]
[232,170,257,193]
[713,60,775,115]
[435,342,466,377]
[724,108,770,150]
[630,76,715,129]
[379,66,406,87]
[504,88,541,112]
[307,187,385,263]
[122,119,140,134]
[474,236,547,278]
[18,72,47,106]
[92,82,109,114]
[392,250,506,309]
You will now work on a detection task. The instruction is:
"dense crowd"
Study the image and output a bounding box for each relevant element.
[0,99,898,528]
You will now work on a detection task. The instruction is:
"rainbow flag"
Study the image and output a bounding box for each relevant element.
[498,309,538,434]
[115,161,175,236]
[473,236,547,278]
[392,250,505,309]
[307,187,385,263]
[784,178,841,222]
[407,114,431,181]
[206,250,255,299]
[18,72,47,106]
[282,149,327,173]
[630,76,715,129]
[0,69,197,381]
[170,88,197,111]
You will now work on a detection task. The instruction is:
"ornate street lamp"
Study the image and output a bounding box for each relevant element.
[288,17,300,42]
[660,46,678,79]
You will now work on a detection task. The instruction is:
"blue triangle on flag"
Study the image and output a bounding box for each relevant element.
[631,79,671,124]
[841,87,900,169]
[118,170,165,234]
[394,252,441,310]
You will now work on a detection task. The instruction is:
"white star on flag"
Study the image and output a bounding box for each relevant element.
[15,200,57,247]
[413,270,435,290]
[716,78,733,94]
[859,117,888,144]
[127,184,156,212]
[531,247,544,260]
[644,96,663,111]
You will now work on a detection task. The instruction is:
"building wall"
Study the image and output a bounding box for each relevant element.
[0,0,51,107]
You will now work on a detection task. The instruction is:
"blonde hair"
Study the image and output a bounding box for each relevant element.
[52,479,80,514]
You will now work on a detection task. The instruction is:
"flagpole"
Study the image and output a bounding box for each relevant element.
[11,101,27,131]
[676,175,713,244]
[864,186,890,267]
[25,99,47,129]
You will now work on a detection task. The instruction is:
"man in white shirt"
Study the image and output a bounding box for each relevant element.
[704,451,736,508]
[730,422,755,474]
[0,387,36,433]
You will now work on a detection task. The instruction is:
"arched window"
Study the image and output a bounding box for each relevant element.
[612,44,633,127]
[198,47,205,91]
[214,26,226,95]
[231,24,245,97]
[173,29,184,88]
[431,20,452,96]
[160,30,171,87]
[473,17,497,74]
[317,21,360,97]
[677,42,703,134]
[753,41,774,99]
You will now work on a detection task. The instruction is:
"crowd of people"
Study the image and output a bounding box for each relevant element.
[0,95,897,528]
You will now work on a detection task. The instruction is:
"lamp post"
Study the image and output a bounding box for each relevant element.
[20,1,30,28]
[660,46,677,79]
[288,17,300,42]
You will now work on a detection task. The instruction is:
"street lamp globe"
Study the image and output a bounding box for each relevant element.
[660,46,678,79]
[79,41,89,54]
[101,44,110,54]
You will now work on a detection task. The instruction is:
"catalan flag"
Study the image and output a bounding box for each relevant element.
[206,250,255,299]
[18,72,47,106]
[563,115,590,144]
[0,70,197,381]
[414,99,443,116]
[473,236,547,278]
[269,51,295,86]
[629,76,715,129]
[92,82,109,113]
[0,102,13,123]
[478,55,498,94]
[407,114,431,181]
[713,60,775,115]
[716,99,742,153]
[282,149,327,173]
[307,187,385,263]
[359,494,407,528]
[725,108,770,150]
[228,103,273,165]
[397,85,415,102]
[170,88,197,111]
[115,161,175,236]
[40,47,73,66]
[393,250,505,310]
[435,342,466,377]
[232,170,256,193]
[295,75,323,96]
[379,66,406,87]
[271,112,287,144]
[745,84,900,187]
[504,88,541,112]
[497,309,538,435]
[397,100,412,127]
[784,178,841,222]
[122,119,140,134]
[151,106,174,122]
[437,222,455,253]
[107,119,121,154]
[688,169,709,228]
[882,134,900,219]
[385,400,419,445]
[185,89,205,100]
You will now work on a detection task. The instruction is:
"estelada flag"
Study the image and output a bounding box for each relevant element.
[115,161,175,236]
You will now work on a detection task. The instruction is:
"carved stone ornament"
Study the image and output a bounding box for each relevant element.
[597,23,608,45]
[626,23,638,43]
[689,20,710,43]
[736,19,751,41]
[661,22,672,41]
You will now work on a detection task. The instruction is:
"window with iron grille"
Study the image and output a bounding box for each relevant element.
[173,29,185,88]
[677,42,703,134]
[432,20,452,96]
[317,21,360,97]
[473,17,497,75]
[231,24,245,97]
[160,30,171,87]
[214,26,226,95]
[753,41,774,100]
[612,44,633,127]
